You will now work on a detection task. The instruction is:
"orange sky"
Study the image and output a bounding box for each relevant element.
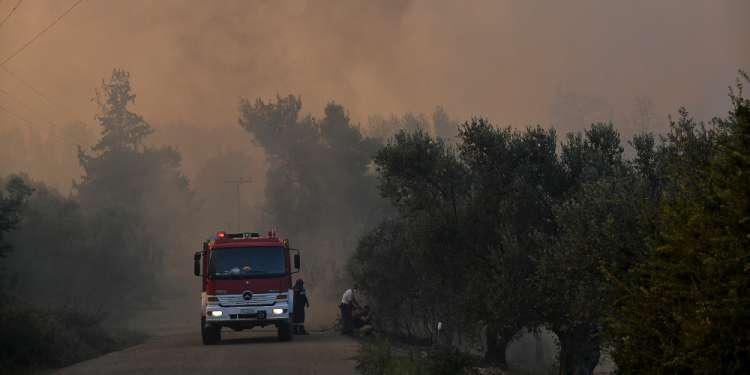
[1,0,748,141]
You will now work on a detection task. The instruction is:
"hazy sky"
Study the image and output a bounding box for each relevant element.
[1,0,748,137]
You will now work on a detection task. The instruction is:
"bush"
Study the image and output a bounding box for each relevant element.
[0,305,144,371]
[425,349,474,375]
[607,73,750,373]
[356,340,473,375]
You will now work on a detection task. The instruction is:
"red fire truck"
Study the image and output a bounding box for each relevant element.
[193,230,300,344]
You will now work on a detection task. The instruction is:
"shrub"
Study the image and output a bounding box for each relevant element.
[356,339,472,375]
[0,305,143,370]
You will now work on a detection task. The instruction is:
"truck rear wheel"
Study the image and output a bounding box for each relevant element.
[201,319,221,345]
[277,321,292,341]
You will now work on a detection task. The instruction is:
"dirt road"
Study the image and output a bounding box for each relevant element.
[55,328,359,375]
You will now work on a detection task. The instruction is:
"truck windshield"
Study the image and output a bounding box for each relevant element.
[209,247,286,278]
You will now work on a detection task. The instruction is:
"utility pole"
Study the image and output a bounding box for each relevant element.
[223,178,252,232]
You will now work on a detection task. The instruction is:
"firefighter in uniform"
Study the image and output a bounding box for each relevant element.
[292,279,309,334]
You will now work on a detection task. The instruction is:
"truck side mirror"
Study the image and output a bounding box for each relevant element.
[293,253,301,270]
[194,251,201,276]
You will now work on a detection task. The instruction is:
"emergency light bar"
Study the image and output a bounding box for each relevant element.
[215,231,262,240]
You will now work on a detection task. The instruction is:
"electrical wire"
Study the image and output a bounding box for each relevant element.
[0,86,60,128]
[0,0,90,129]
[1,0,84,66]
[0,100,78,144]
[1,65,56,109]
[0,64,91,130]
[0,0,22,31]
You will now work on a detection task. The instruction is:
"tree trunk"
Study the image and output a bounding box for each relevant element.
[535,334,544,363]
[484,325,509,365]
[558,334,600,375]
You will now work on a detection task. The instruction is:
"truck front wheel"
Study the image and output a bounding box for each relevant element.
[277,321,292,341]
[201,319,221,345]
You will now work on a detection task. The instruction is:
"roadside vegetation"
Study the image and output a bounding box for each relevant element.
[349,72,750,373]
[1,65,747,373]
[357,340,474,375]
[0,306,144,371]
[236,96,460,303]
[0,70,188,371]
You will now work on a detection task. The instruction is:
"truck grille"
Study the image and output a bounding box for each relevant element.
[218,293,277,307]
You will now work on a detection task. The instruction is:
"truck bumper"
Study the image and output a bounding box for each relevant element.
[204,304,290,328]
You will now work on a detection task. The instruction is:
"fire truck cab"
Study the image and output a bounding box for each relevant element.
[193,230,300,345]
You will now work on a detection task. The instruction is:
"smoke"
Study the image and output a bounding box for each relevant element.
[1,1,747,134]
[0,0,747,337]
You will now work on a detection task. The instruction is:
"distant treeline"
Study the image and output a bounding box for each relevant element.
[0,69,191,369]
[0,68,459,368]
[1,69,193,311]
[237,96,460,302]
[1,68,747,372]
[349,73,750,373]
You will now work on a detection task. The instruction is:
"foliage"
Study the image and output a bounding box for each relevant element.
[367,107,458,142]
[75,69,193,304]
[239,97,461,301]
[356,340,401,375]
[424,348,475,375]
[352,119,569,364]
[0,176,144,372]
[92,69,153,153]
[349,220,425,337]
[607,74,750,373]
[238,96,383,297]
[0,69,192,371]
[0,304,143,370]
[0,120,94,194]
[356,340,472,375]
[369,128,472,341]
[527,122,652,373]
[459,120,565,364]
[0,175,32,302]
[0,176,32,259]
[4,178,156,308]
[433,106,458,141]
[533,176,647,373]
[352,77,750,373]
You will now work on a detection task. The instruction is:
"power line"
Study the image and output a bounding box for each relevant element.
[0,0,90,128]
[1,0,84,66]
[0,0,22,31]
[0,66,46,100]
[0,86,61,128]
[2,66,56,111]
[0,65,90,128]
[0,100,77,144]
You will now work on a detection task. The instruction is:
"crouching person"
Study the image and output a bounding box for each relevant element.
[339,285,358,335]
[353,305,373,336]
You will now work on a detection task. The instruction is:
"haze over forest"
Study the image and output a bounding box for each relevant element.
[1,1,750,373]
[1,0,748,193]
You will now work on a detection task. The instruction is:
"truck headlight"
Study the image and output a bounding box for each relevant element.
[272,308,284,315]
[210,310,223,317]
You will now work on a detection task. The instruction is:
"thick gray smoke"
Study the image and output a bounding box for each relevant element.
[0,4,748,370]
[0,0,747,330]
[1,1,747,136]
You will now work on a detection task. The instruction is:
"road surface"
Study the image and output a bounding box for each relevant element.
[56,327,359,375]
